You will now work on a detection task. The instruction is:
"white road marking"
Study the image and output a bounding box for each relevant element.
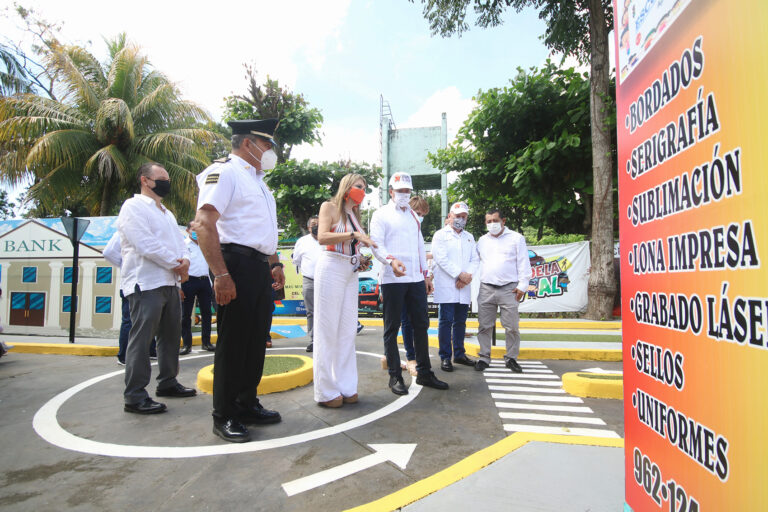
[482,372,560,379]
[488,385,565,394]
[491,393,584,403]
[499,412,606,425]
[494,402,593,413]
[282,443,416,497]
[32,350,422,459]
[580,367,623,375]
[484,379,562,386]
[502,424,621,438]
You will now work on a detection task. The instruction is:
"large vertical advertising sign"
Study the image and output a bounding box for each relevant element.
[615,0,768,510]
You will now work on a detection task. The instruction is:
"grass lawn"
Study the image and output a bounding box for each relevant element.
[496,333,623,342]
[263,356,305,376]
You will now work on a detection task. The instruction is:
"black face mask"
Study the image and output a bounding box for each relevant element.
[311,225,318,236]
[151,179,171,198]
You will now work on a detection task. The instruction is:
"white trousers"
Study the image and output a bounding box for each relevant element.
[313,251,359,402]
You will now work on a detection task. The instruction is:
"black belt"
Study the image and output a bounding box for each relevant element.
[189,275,209,280]
[484,282,514,288]
[221,243,270,261]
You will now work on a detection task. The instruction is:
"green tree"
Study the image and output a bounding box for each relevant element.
[267,159,382,238]
[0,45,34,96]
[0,189,16,219]
[222,65,323,164]
[0,34,222,221]
[414,0,617,319]
[431,63,594,240]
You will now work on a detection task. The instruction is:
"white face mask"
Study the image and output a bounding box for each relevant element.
[487,222,503,235]
[393,191,411,208]
[248,145,278,171]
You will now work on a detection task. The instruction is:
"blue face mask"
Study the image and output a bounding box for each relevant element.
[190,231,198,241]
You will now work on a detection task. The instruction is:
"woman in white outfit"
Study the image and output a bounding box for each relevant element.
[314,174,378,407]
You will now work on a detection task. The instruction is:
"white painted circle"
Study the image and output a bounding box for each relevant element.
[33,348,422,458]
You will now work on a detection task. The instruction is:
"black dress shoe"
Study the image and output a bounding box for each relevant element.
[475,360,490,372]
[416,371,449,390]
[306,343,313,353]
[440,359,454,372]
[124,398,166,414]
[238,404,282,425]
[213,418,251,443]
[202,343,216,351]
[506,358,524,373]
[156,383,197,398]
[179,346,191,355]
[388,375,408,395]
[454,355,475,366]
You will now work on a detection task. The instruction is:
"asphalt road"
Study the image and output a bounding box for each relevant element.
[0,327,623,512]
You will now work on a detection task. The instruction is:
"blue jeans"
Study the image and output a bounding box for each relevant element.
[438,303,469,361]
[401,304,415,360]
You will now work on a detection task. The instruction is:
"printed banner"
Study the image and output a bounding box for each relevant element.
[614,0,768,510]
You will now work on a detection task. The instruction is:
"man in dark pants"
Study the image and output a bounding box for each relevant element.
[180,224,214,354]
[194,119,285,443]
[369,172,447,396]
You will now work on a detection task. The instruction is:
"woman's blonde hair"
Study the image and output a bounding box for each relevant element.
[331,173,366,224]
[409,195,429,214]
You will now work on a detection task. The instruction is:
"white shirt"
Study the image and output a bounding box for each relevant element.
[103,232,122,267]
[369,201,427,284]
[117,194,189,296]
[431,225,479,304]
[196,154,278,255]
[292,234,322,279]
[186,238,210,277]
[475,227,532,293]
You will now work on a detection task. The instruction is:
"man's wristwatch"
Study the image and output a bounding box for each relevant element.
[271,262,284,270]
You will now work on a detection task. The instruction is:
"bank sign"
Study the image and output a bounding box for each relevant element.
[0,221,102,259]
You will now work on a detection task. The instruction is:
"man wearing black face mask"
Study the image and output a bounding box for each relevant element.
[117,162,196,415]
[292,216,322,352]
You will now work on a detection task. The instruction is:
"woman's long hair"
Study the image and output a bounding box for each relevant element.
[331,173,366,226]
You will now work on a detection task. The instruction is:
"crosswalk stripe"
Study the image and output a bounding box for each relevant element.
[502,424,621,438]
[491,392,583,403]
[495,402,593,413]
[485,378,562,386]
[499,412,606,425]
[488,385,565,394]
[513,369,553,373]
[482,372,559,379]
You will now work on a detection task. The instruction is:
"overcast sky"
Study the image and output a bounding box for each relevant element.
[1,0,566,211]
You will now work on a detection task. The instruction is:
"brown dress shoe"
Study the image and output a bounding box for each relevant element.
[318,396,343,408]
[342,394,358,404]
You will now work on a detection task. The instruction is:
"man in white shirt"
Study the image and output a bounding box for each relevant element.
[194,119,285,443]
[118,162,195,415]
[474,208,533,373]
[370,172,448,395]
[292,216,322,353]
[180,223,214,354]
[431,201,479,372]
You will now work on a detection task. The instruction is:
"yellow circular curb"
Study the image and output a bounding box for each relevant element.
[196,354,313,395]
[562,371,623,399]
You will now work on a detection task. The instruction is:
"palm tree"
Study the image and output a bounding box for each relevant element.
[0,34,221,219]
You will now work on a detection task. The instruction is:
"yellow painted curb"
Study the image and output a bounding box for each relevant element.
[8,342,118,356]
[274,317,621,330]
[562,371,623,399]
[343,433,624,512]
[402,336,623,361]
[196,354,313,395]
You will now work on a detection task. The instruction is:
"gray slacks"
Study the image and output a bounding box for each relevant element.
[124,285,181,404]
[476,282,521,364]
[302,276,315,342]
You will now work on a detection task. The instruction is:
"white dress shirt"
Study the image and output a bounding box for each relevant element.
[476,227,532,293]
[369,201,427,284]
[117,194,189,296]
[103,231,122,267]
[292,234,322,279]
[196,154,278,255]
[431,225,479,304]
[186,238,210,277]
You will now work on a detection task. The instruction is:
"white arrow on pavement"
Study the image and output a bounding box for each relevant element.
[580,367,623,375]
[282,443,417,497]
